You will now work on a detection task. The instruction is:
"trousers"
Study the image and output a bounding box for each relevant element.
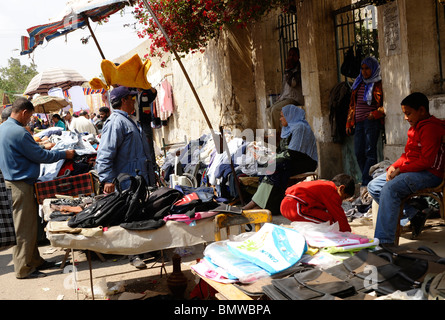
[354,119,381,186]
[5,180,45,278]
[367,171,442,244]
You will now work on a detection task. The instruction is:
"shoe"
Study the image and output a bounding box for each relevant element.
[18,270,47,279]
[410,210,430,239]
[130,257,147,269]
[36,260,57,270]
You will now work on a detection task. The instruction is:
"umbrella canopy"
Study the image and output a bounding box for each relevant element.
[31,95,71,114]
[24,68,87,96]
[20,0,135,58]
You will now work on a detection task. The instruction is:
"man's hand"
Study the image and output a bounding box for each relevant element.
[43,142,55,150]
[65,150,76,159]
[346,127,354,136]
[386,166,400,181]
[104,182,115,194]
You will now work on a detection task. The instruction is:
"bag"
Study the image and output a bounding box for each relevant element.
[375,245,445,283]
[35,172,95,204]
[325,249,419,296]
[267,268,356,300]
[422,272,445,300]
[0,170,16,251]
[143,187,183,220]
[67,173,146,228]
[170,191,219,216]
[340,46,362,78]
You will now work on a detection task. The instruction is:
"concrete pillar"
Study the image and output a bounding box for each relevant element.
[296,0,348,179]
[377,0,443,160]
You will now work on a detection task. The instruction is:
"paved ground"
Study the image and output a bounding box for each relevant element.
[1,214,444,301]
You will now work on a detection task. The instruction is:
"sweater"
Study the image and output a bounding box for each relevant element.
[392,115,445,178]
[280,180,351,232]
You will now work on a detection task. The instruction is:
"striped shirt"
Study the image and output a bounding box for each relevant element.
[355,82,377,122]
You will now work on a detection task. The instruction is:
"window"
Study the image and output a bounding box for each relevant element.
[334,1,379,82]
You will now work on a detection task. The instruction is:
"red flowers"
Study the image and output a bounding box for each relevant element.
[132,0,290,63]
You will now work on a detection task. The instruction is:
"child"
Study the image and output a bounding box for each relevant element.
[280,173,355,232]
[367,92,445,244]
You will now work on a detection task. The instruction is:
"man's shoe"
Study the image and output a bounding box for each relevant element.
[36,260,57,270]
[130,257,147,269]
[410,210,429,239]
[18,270,47,279]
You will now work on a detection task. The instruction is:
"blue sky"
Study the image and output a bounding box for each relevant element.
[0,0,145,80]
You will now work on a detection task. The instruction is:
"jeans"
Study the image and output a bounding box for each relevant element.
[354,119,381,186]
[367,171,442,244]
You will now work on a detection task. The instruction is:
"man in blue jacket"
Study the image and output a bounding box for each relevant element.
[0,98,75,279]
[96,86,153,193]
[96,86,154,269]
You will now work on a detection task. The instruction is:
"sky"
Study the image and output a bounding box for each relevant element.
[0,0,146,81]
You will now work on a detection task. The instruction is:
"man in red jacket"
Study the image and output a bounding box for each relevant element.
[280,174,355,232]
[368,92,445,244]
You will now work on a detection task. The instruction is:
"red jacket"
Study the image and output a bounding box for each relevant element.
[392,116,445,179]
[280,180,351,232]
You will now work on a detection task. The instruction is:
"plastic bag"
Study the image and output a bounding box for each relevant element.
[203,241,270,283]
[227,223,307,275]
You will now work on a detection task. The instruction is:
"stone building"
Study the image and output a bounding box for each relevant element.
[115,0,445,181]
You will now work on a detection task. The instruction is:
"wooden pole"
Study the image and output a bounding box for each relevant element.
[140,0,214,133]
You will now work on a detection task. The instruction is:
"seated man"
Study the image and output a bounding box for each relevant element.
[367,92,445,244]
[280,173,355,232]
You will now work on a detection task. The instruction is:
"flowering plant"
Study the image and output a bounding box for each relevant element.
[133,0,291,60]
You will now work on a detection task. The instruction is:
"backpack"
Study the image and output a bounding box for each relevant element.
[143,187,184,220]
[67,173,148,228]
[340,46,362,79]
[170,191,219,216]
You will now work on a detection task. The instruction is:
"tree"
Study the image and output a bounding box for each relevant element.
[0,58,38,103]
[133,0,292,60]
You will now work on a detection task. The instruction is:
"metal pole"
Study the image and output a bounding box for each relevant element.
[85,17,106,60]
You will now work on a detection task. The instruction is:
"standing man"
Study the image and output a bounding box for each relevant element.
[96,86,153,194]
[95,106,111,134]
[96,86,154,269]
[267,47,304,134]
[0,98,75,279]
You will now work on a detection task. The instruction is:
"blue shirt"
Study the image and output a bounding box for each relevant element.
[0,117,66,184]
[96,110,151,187]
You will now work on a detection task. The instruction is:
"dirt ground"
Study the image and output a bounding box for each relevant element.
[1,214,444,301]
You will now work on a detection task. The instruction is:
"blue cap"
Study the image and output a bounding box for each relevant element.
[110,86,137,104]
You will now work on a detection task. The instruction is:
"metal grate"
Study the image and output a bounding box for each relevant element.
[334,1,379,82]
[278,12,299,75]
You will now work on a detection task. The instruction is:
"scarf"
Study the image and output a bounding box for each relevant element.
[351,56,381,105]
[280,105,318,162]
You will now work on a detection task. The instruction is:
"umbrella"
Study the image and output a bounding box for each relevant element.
[24,68,87,96]
[20,0,136,59]
[31,95,71,114]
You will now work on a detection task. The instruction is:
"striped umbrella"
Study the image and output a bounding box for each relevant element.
[20,0,136,59]
[31,95,71,114]
[24,68,87,96]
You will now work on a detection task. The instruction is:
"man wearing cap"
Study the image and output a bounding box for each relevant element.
[96,86,154,269]
[96,86,152,194]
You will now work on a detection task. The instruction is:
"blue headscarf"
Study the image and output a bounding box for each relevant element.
[280,105,318,162]
[351,56,381,105]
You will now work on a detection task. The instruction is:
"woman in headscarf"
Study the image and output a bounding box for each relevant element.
[346,56,384,188]
[243,104,318,215]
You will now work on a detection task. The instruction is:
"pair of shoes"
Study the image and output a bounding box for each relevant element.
[18,270,47,279]
[410,210,430,239]
[130,257,147,269]
[37,260,57,270]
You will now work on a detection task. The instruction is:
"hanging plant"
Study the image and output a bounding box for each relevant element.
[133,0,292,60]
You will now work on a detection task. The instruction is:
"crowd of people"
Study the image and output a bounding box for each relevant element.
[0,49,444,280]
